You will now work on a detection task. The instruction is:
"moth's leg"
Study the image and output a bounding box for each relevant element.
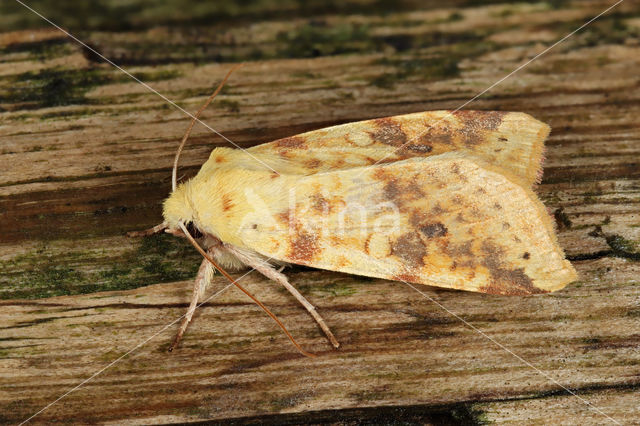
[126,222,168,238]
[259,262,341,349]
[168,255,213,352]
[225,244,340,349]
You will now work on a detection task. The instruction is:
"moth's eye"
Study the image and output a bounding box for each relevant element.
[186,222,203,239]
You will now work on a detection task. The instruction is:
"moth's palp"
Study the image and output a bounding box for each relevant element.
[126,221,168,237]
[177,221,316,358]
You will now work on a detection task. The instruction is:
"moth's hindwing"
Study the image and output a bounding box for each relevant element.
[238,152,576,295]
[249,111,549,186]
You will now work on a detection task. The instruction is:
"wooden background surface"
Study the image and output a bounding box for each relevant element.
[1,0,639,424]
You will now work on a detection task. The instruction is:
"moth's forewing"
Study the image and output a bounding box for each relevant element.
[249,111,548,186]
[237,153,576,295]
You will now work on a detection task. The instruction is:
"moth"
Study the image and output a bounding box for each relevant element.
[132,68,577,356]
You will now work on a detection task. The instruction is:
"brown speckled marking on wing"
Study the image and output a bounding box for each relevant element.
[453,111,507,146]
[289,232,320,263]
[419,223,448,238]
[370,117,408,147]
[248,111,549,186]
[391,232,427,266]
[274,136,307,148]
[271,207,324,265]
[238,152,576,295]
[310,193,330,213]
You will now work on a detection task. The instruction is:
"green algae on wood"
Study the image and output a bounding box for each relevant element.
[0,234,201,299]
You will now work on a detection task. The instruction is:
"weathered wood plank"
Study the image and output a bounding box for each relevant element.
[1,0,639,423]
[478,387,640,424]
[1,257,638,424]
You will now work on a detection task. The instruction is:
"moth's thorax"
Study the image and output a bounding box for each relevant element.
[163,147,291,247]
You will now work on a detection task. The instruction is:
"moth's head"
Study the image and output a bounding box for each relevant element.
[163,183,196,231]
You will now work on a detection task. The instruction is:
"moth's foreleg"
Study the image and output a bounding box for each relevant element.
[169,256,213,352]
[225,244,340,349]
[126,222,168,237]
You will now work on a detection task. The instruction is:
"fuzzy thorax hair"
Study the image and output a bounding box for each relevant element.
[162,147,293,246]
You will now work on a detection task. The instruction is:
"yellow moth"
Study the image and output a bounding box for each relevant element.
[133,67,577,356]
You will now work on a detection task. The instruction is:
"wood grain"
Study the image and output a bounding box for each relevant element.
[1,0,639,424]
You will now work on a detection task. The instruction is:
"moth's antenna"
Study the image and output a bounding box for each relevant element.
[172,63,244,192]
[177,221,316,358]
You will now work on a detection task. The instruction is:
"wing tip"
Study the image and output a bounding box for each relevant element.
[501,112,550,186]
[531,120,551,186]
